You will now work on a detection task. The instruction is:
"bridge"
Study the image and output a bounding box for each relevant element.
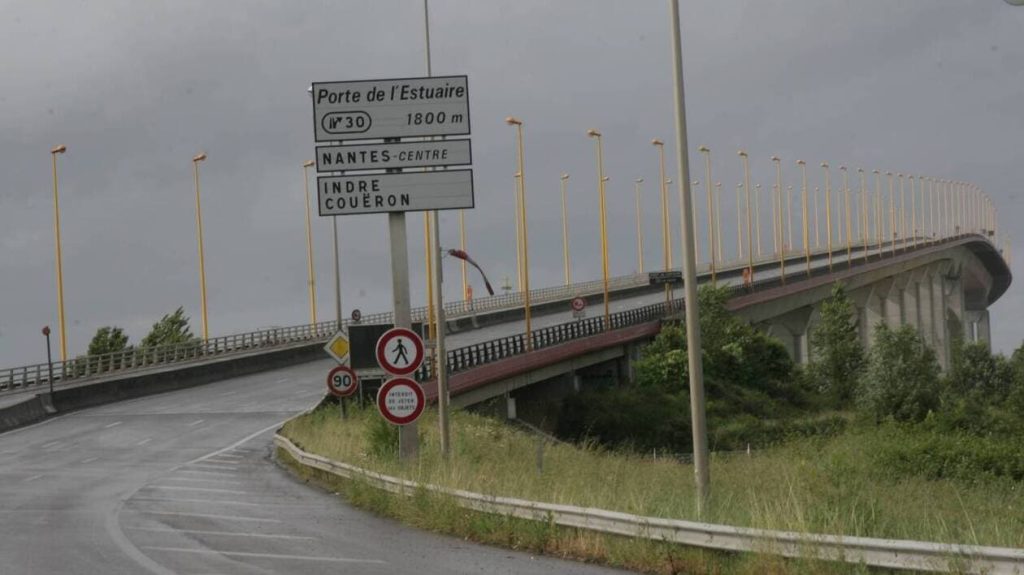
[0,187,1011,573]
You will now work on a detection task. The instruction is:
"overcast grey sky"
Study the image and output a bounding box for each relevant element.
[2,0,1023,367]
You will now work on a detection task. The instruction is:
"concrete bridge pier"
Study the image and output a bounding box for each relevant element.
[762,306,814,364]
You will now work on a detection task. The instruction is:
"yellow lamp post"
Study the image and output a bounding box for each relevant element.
[714,181,723,268]
[909,175,917,249]
[688,179,699,268]
[898,173,906,252]
[814,185,821,250]
[652,138,672,308]
[507,117,533,349]
[797,160,811,276]
[887,172,896,256]
[635,177,645,273]
[771,155,784,282]
[49,144,69,361]
[513,173,522,290]
[736,182,744,261]
[873,170,882,253]
[840,166,851,267]
[754,184,763,258]
[191,152,210,341]
[698,146,715,282]
[589,129,611,328]
[739,151,754,278]
[560,173,571,285]
[858,168,868,262]
[821,162,833,270]
[301,161,318,325]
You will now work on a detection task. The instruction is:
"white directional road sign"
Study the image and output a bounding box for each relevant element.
[318,170,473,216]
[315,140,471,173]
[312,75,470,142]
[375,327,424,376]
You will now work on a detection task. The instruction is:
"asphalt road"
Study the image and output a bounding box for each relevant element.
[0,359,632,575]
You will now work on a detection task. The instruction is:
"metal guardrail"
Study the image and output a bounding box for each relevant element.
[274,434,1024,574]
[2,233,997,396]
[0,270,653,396]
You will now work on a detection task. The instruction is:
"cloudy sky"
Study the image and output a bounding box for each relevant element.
[2,0,1023,367]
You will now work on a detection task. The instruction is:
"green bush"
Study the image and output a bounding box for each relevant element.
[809,283,865,406]
[857,324,941,423]
[869,423,1024,482]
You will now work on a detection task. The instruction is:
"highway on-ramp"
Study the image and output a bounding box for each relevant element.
[0,360,630,575]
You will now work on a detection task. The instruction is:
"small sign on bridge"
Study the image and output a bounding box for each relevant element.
[648,271,683,285]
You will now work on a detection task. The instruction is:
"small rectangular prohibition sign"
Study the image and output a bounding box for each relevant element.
[311,75,470,142]
[318,170,474,216]
[315,140,471,173]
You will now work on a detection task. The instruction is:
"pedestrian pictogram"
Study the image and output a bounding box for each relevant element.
[375,327,424,376]
[376,377,425,425]
[326,365,359,398]
[324,329,350,365]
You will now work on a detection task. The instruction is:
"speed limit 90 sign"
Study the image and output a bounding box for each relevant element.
[326,365,359,398]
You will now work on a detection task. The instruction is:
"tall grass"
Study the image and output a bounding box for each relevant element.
[281,404,1024,550]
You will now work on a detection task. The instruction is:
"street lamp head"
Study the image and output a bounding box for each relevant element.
[886,171,893,176]
[771,155,780,162]
[873,169,880,174]
[505,116,523,126]
[50,145,67,154]
[858,168,864,173]
[635,177,644,183]
[796,159,806,166]
[587,129,602,139]
[698,145,709,153]
[651,138,663,146]
[41,326,50,336]
[821,161,829,168]
[755,184,761,189]
[302,160,314,168]
[193,153,207,163]
[560,173,569,180]
[738,150,748,157]
[601,176,610,182]
[692,180,700,186]
[839,165,847,171]
[514,172,522,178]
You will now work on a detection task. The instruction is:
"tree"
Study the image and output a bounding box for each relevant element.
[947,340,1014,404]
[809,283,864,406]
[858,324,941,423]
[87,326,129,356]
[141,307,198,348]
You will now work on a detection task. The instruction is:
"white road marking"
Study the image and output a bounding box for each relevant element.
[41,441,61,449]
[138,511,280,523]
[189,463,236,471]
[160,476,244,486]
[136,438,152,446]
[22,474,43,482]
[127,526,317,540]
[218,390,239,397]
[187,419,205,427]
[140,547,385,564]
[80,457,98,464]
[275,378,291,384]
[132,497,267,508]
[104,421,122,429]
[179,469,236,477]
[149,485,249,495]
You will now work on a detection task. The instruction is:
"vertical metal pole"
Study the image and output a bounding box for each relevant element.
[823,163,833,270]
[736,183,743,261]
[332,216,342,327]
[50,149,69,361]
[192,157,210,341]
[390,212,417,461]
[514,123,533,349]
[714,182,723,269]
[798,160,810,276]
[45,331,54,396]
[459,210,467,300]
[842,166,851,267]
[668,0,709,514]
[302,164,318,325]
[635,178,645,273]
[560,174,571,285]
[514,174,523,291]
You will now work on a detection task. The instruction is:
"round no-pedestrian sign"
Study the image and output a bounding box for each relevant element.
[376,377,425,425]
[375,327,424,375]
[571,297,587,312]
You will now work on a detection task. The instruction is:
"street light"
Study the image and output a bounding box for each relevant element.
[506,117,533,349]
[49,144,69,361]
[635,178,645,273]
[736,182,744,261]
[840,165,851,267]
[301,161,318,326]
[714,181,723,268]
[754,183,762,257]
[821,162,833,270]
[191,152,210,341]
[858,168,868,262]
[42,326,54,397]
[771,156,785,283]
[698,146,716,282]
[887,172,896,257]
[797,160,810,276]
[560,173,571,285]
[589,129,611,329]
[873,170,882,253]
[739,151,754,278]
[652,138,673,279]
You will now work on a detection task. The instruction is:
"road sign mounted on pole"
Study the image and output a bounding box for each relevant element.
[326,365,359,398]
[376,377,425,425]
[375,327,424,376]
[648,270,683,285]
[315,140,472,173]
[324,329,351,365]
[311,76,470,142]
[571,296,587,319]
[317,170,474,216]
